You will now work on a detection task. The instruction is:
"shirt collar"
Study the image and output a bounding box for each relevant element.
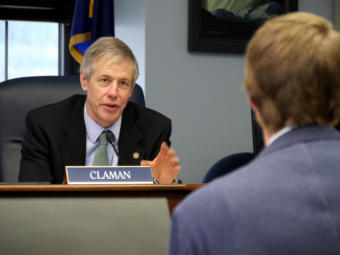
[84,102,122,143]
[267,126,294,146]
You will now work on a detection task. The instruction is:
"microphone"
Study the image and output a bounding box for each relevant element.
[106,131,126,165]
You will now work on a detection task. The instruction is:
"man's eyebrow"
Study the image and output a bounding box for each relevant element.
[97,74,110,78]
[118,77,132,82]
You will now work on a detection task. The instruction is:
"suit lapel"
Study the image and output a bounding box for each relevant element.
[60,96,87,166]
[118,104,145,165]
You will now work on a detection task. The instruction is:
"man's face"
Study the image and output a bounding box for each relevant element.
[80,56,135,128]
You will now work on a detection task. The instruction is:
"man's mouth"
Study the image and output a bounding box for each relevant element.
[103,103,119,111]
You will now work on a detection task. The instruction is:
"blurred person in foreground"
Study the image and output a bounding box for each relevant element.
[19,37,180,184]
[170,12,340,255]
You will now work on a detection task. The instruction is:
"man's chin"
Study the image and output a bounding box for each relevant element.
[98,115,120,128]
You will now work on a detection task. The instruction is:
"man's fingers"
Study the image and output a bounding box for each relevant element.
[171,156,180,166]
[167,147,176,157]
[174,166,181,175]
[159,142,170,156]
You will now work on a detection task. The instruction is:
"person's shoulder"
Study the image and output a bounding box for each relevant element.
[175,180,225,218]
[27,94,86,119]
[175,160,259,218]
[124,101,171,125]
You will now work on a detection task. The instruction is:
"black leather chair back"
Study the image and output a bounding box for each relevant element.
[203,152,254,183]
[0,75,145,182]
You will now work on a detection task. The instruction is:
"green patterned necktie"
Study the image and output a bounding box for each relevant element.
[93,131,110,166]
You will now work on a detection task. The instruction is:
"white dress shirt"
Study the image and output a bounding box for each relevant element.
[267,126,294,146]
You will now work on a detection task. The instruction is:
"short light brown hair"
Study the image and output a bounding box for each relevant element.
[80,37,139,84]
[244,12,340,132]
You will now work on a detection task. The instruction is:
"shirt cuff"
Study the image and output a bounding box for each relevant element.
[153,177,182,184]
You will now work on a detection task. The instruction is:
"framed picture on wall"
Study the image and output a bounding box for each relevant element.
[188,0,298,54]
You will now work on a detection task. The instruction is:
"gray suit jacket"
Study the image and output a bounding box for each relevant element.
[19,95,171,183]
[170,126,340,255]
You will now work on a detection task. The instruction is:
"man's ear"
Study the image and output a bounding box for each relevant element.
[248,95,258,115]
[80,70,88,92]
[129,83,135,98]
[248,95,263,126]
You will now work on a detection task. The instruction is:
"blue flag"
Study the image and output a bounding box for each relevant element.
[69,0,114,63]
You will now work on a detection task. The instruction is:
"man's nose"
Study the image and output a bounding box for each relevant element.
[107,81,118,97]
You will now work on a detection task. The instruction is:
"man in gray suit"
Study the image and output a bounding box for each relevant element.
[169,12,340,255]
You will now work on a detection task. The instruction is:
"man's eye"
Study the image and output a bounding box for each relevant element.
[99,78,110,86]
[120,81,129,87]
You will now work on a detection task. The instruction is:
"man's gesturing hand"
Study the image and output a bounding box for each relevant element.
[140,142,181,184]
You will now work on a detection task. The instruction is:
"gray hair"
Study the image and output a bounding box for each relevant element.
[80,37,139,84]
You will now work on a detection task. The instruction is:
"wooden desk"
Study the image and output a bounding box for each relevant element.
[0,184,203,217]
[0,184,203,255]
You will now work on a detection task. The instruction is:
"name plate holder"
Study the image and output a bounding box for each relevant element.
[65,166,153,184]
